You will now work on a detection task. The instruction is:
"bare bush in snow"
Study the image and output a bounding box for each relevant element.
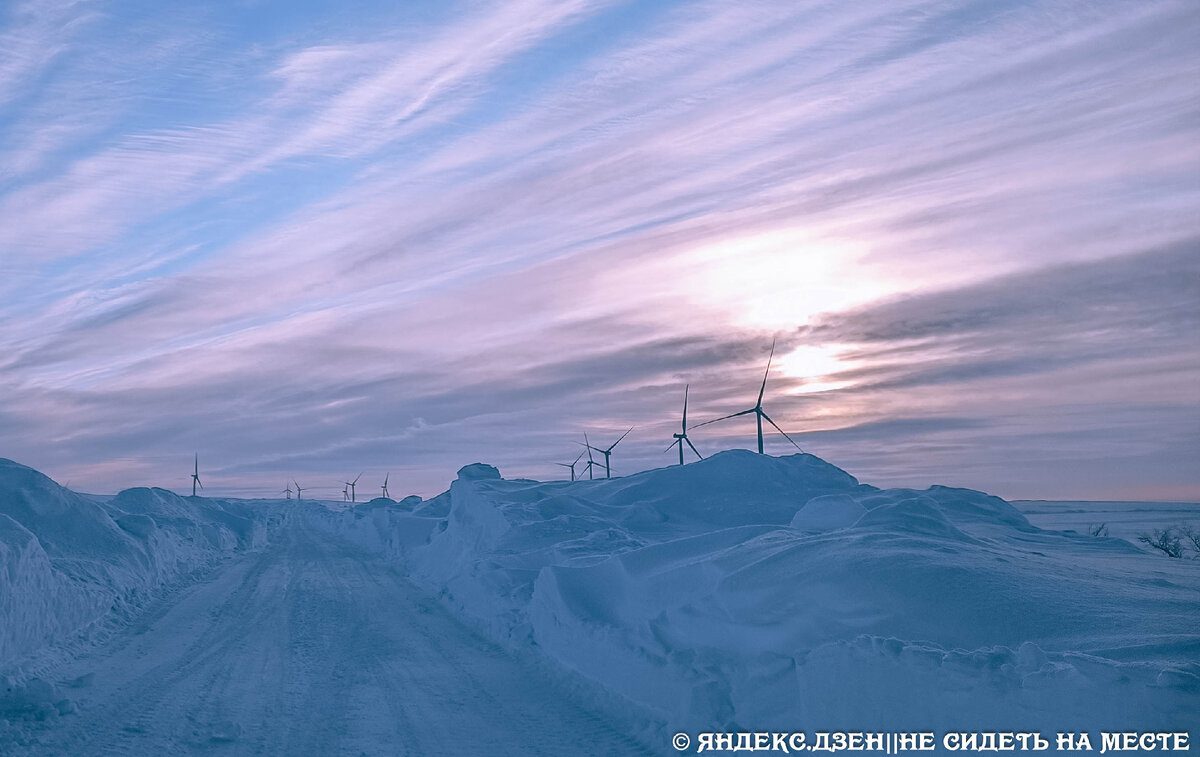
[1137,528,1183,558]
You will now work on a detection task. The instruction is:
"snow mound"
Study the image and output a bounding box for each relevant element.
[457,463,501,481]
[598,451,867,534]
[790,494,866,531]
[0,459,275,670]
[355,497,396,511]
[0,459,129,560]
[326,451,1200,737]
[852,494,976,541]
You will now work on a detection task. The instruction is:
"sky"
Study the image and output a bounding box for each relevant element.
[1,0,1198,502]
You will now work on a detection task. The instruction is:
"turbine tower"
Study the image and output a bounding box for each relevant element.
[693,339,803,454]
[381,473,391,499]
[581,434,598,480]
[294,480,305,501]
[343,472,362,502]
[666,384,703,465]
[585,428,633,479]
[191,454,203,496]
[554,450,585,481]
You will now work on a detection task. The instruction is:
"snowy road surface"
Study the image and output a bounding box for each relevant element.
[10,517,653,756]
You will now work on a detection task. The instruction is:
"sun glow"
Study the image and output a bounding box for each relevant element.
[680,226,895,331]
[776,344,860,393]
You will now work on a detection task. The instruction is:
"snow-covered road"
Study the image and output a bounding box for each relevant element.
[10,517,652,756]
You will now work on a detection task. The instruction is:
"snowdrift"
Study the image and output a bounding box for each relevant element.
[0,459,272,670]
[322,451,1200,737]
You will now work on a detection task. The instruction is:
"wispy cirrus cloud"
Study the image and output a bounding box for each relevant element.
[0,0,1197,499]
[0,0,94,107]
[0,0,606,262]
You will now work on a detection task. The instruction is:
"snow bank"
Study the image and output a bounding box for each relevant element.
[304,495,440,562]
[325,451,1200,738]
[790,493,865,531]
[0,459,274,671]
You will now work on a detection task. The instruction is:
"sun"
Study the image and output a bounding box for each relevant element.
[680,225,893,331]
[776,344,859,393]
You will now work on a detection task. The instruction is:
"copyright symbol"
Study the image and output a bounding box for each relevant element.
[673,732,690,751]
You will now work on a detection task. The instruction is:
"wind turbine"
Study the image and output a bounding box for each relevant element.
[294,480,305,501]
[581,434,598,480]
[585,428,634,479]
[554,450,585,481]
[191,454,203,496]
[343,472,362,502]
[666,384,703,465]
[692,339,803,455]
[342,483,350,502]
[381,473,391,499]
[281,482,293,500]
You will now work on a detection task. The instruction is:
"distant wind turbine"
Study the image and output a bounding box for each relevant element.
[581,434,598,480]
[191,454,203,496]
[342,483,350,502]
[693,339,803,455]
[585,428,634,479]
[666,385,703,465]
[281,482,293,500]
[381,473,390,499]
[343,472,362,502]
[554,450,585,481]
[294,480,305,501]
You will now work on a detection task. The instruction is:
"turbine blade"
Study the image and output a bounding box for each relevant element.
[685,437,704,460]
[196,478,203,489]
[665,439,681,454]
[573,450,585,464]
[608,427,634,451]
[353,472,362,485]
[691,407,756,429]
[761,411,804,452]
[682,384,689,429]
[757,338,776,407]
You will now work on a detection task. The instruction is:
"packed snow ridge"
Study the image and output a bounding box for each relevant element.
[0,459,277,701]
[1,452,1197,744]
[311,450,1199,736]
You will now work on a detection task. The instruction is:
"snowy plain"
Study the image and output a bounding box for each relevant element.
[0,453,1197,755]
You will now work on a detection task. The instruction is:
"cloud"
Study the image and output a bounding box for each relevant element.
[804,240,1200,386]
[0,0,606,261]
[0,0,1197,499]
[0,0,94,108]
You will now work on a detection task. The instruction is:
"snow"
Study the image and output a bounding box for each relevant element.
[0,513,651,755]
[790,493,866,531]
[0,452,1197,753]
[0,459,275,671]
[325,451,1199,740]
